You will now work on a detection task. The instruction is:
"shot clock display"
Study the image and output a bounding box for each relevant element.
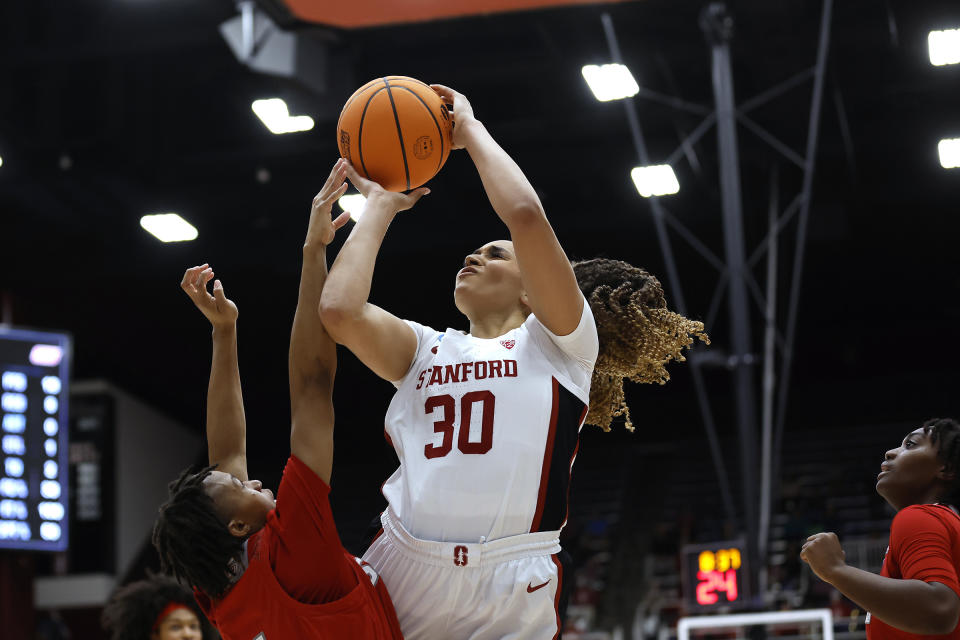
[681,540,748,611]
[0,327,71,551]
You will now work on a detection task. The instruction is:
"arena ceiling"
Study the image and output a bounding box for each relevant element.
[1,0,958,482]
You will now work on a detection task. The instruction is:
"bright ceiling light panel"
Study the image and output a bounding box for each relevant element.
[140,213,199,242]
[582,64,640,102]
[939,138,960,169]
[338,193,366,221]
[929,29,960,66]
[631,165,680,198]
[251,98,315,134]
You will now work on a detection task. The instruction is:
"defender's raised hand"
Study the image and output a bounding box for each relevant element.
[306,158,353,247]
[180,264,238,328]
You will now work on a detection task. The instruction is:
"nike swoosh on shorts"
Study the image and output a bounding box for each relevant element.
[527,580,550,593]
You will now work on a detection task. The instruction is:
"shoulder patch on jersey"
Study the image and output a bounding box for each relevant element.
[500,339,516,350]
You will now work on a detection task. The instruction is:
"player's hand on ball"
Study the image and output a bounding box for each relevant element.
[343,161,429,213]
[431,84,477,150]
[307,158,352,246]
[799,532,847,584]
[180,264,238,328]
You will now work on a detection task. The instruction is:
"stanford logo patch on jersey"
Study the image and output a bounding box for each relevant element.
[500,339,516,349]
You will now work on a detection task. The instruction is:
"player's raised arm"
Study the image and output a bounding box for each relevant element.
[318,163,429,382]
[288,160,351,485]
[180,264,247,481]
[433,84,583,336]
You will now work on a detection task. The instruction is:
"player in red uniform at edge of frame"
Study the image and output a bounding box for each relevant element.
[802,418,960,639]
[151,159,405,640]
[320,84,709,639]
[101,573,216,640]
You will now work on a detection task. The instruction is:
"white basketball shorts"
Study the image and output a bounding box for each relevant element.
[363,508,564,640]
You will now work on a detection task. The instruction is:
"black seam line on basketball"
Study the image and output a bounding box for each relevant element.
[340,82,374,131]
[341,78,385,129]
[383,77,411,191]
[392,86,445,173]
[343,78,381,115]
[357,86,388,181]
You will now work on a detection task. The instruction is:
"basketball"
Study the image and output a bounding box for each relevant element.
[336,76,453,192]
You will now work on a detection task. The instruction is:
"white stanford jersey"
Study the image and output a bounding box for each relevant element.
[381,299,598,543]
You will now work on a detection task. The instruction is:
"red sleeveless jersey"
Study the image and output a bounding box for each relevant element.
[195,456,403,640]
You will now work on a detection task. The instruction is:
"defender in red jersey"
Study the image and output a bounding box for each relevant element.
[801,418,960,639]
[151,159,405,640]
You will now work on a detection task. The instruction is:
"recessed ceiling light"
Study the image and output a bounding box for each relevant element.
[139,213,199,242]
[251,98,315,134]
[631,165,680,198]
[582,64,640,102]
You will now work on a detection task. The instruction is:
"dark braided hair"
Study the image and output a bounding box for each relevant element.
[573,258,709,431]
[152,465,245,599]
[922,418,960,506]
[101,573,216,640]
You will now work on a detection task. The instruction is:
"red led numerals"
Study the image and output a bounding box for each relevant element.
[696,569,739,605]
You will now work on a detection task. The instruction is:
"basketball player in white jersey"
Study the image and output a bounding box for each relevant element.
[320,84,595,639]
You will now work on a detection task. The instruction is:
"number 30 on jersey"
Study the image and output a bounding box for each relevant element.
[423,391,496,459]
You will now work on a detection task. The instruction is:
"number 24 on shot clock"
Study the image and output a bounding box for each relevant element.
[681,540,748,610]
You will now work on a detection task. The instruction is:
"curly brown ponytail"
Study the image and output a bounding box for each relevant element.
[573,258,709,431]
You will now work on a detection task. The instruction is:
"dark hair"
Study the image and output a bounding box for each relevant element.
[101,573,215,640]
[152,465,245,599]
[573,258,709,431]
[923,418,960,505]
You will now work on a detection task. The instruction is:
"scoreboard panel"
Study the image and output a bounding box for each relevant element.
[0,327,71,551]
[681,539,749,611]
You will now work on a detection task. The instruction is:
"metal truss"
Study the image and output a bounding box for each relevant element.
[600,0,834,599]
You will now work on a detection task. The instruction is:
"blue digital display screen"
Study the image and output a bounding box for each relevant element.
[0,327,71,551]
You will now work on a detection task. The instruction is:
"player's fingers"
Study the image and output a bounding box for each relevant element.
[182,271,205,300]
[319,181,348,210]
[332,210,352,231]
[326,181,349,205]
[181,264,208,290]
[343,162,376,193]
[404,187,430,208]
[343,161,362,184]
[431,84,461,103]
[317,158,346,201]
[196,268,215,301]
[213,279,226,302]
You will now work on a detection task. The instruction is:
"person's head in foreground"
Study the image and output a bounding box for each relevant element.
[101,573,214,640]
[877,417,960,510]
[152,465,276,598]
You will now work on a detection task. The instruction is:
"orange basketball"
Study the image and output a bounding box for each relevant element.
[337,76,453,192]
